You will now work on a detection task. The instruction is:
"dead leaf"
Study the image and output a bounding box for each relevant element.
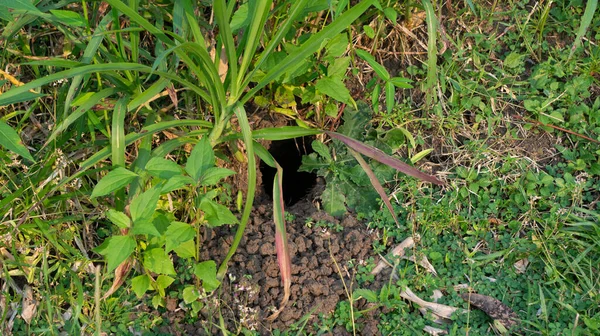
[371,235,418,275]
[401,287,465,320]
[404,254,438,276]
[102,258,133,299]
[460,292,520,332]
[423,325,448,335]
[167,84,178,107]
[513,259,529,274]
[21,286,37,324]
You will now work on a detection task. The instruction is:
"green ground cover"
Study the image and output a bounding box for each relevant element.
[0,0,599,335]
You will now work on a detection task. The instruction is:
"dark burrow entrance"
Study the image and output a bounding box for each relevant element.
[259,136,317,205]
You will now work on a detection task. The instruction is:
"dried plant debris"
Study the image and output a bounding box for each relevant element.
[460,292,520,333]
[423,325,449,335]
[401,287,466,321]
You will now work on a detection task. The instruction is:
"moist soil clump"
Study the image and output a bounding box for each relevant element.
[159,195,382,335]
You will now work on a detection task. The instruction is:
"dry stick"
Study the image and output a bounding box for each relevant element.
[513,115,600,144]
[328,237,356,336]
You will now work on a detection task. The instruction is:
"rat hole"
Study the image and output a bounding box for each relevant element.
[259,136,317,206]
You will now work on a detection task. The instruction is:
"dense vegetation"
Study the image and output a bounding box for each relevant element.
[0,0,599,335]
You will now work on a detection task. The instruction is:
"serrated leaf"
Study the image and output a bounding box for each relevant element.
[131,274,151,298]
[106,209,131,229]
[355,49,390,81]
[95,235,136,273]
[322,186,346,217]
[173,239,196,259]
[130,186,161,223]
[353,288,378,303]
[164,221,195,252]
[146,157,182,179]
[50,9,86,27]
[0,120,34,162]
[182,286,200,304]
[91,167,138,198]
[185,136,214,181]
[143,248,175,275]
[311,140,332,162]
[230,2,249,31]
[161,175,195,193]
[315,77,352,105]
[200,199,239,227]
[194,261,220,292]
[200,167,236,186]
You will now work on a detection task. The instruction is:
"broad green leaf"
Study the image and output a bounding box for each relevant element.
[504,52,525,69]
[146,157,182,180]
[130,186,162,223]
[328,57,350,81]
[315,77,353,105]
[50,9,85,27]
[322,186,346,217]
[389,77,413,88]
[354,288,378,302]
[165,221,195,252]
[154,275,175,297]
[91,167,138,198]
[143,248,176,275]
[383,7,397,22]
[131,218,161,237]
[131,274,151,298]
[161,175,195,193]
[200,199,239,227]
[194,261,220,292]
[355,49,390,81]
[182,285,200,304]
[363,25,375,38]
[185,136,214,181]
[0,120,34,161]
[324,33,349,60]
[312,140,332,162]
[96,235,136,273]
[173,239,196,259]
[200,167,236,186]
[230,2,249,31]
[106,209,131,229]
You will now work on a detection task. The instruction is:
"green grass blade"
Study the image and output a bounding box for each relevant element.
[213,0,239,98]
[45,88,120,146]
[111,96,128,167]
[180,0,206,45]
[217,103,256,280]
[242,0,374,103]
[128,78,169,112]
[252,126,323,140]
[239,0,309,94]
[0,63,210,106]
[422,0,437,107]
[236,0,273,91]
[569,0,598,60]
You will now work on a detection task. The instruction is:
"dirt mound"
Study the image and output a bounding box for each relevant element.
[180,196,382,335]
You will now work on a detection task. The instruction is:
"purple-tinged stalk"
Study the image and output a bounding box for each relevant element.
[266,162,291,321]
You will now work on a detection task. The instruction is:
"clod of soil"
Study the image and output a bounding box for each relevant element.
[188,196,381,335]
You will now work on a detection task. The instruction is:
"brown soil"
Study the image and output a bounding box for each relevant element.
[156,194,383,335]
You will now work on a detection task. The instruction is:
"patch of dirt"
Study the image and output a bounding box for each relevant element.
[156,195,383,335]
